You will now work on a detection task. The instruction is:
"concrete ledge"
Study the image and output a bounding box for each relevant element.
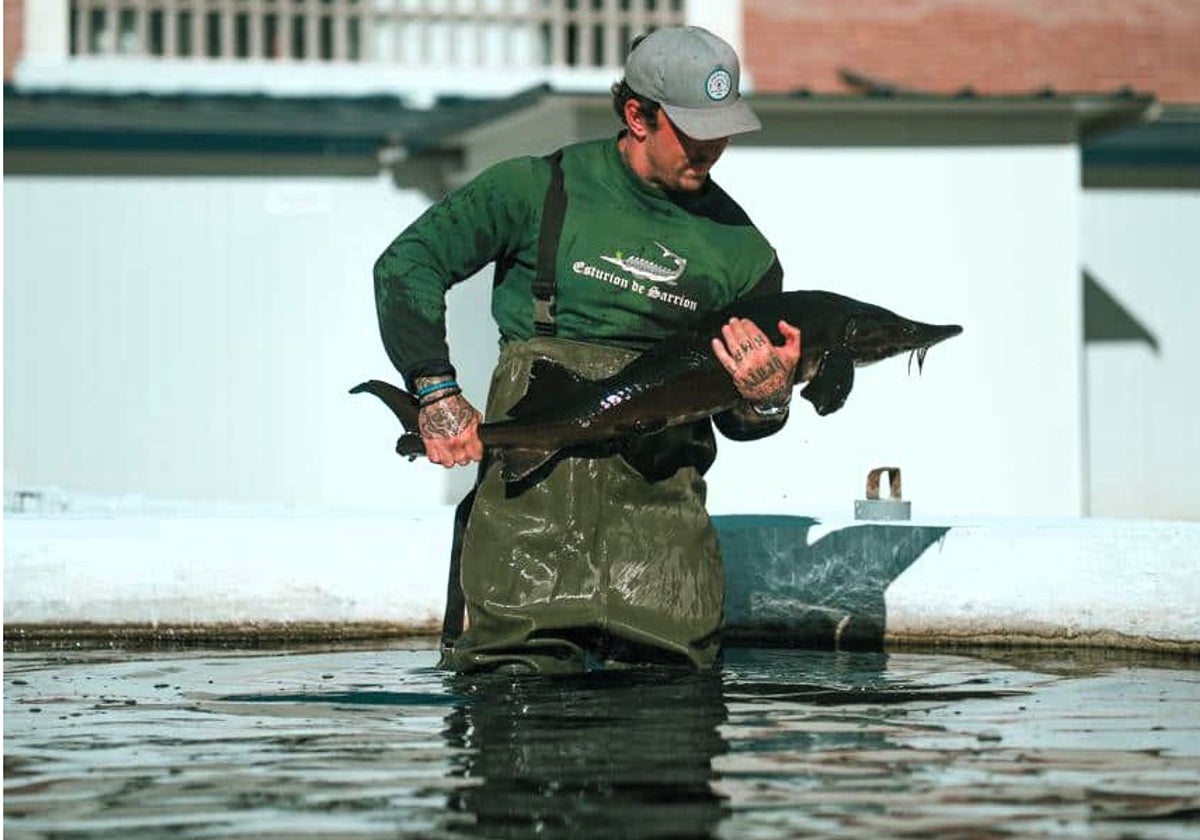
[4,508,454,629]
[883,519,1200,653]
[5,507,1199,654]
[2,622,437,650]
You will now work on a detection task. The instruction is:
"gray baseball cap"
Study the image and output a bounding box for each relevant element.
[624,26,761,140]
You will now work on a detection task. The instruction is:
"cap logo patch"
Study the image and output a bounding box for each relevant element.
[705,68,732,101]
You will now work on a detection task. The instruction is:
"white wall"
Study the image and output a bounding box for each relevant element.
[1082,190,1200,521]
[705,144,1085,519]
[4,142,1085,518]
[3,174,485,511]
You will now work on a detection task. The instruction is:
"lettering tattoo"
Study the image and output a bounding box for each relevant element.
[743,356,787,392]
[735,354,792,418]
[730,334,766,365]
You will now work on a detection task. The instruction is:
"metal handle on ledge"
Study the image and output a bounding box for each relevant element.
[855,466,912,521]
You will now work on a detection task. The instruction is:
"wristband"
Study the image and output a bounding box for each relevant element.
[750,401,790,417]
[750,389,792,417]
[415,379,459,398]
[419,388,462,409]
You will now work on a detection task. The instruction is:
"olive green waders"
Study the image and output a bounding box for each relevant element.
[439,337,724,674]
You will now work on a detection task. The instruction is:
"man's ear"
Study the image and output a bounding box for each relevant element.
[624,99,649,141]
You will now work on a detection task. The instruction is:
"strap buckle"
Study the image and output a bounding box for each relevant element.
[533,296,556,335]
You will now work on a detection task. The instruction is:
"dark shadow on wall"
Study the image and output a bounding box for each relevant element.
[714,515,950,650]
[1083,268,1161,353]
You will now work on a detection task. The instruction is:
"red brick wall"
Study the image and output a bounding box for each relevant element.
[744,0,1200,103]
[4,0,23,81]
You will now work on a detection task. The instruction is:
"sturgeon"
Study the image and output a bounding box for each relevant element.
[352,290,962,482]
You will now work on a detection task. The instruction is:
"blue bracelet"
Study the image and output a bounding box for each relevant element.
[415,380,459,398]
[418,388,461,409]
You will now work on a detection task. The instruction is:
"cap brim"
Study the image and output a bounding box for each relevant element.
[661,98,762,140]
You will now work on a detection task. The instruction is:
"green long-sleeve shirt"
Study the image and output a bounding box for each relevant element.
[374,135,781,387]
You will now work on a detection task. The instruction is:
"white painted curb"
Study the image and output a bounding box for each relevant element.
[4,509,454,628]
[5,507,1199,651]
[885,519,1200,646]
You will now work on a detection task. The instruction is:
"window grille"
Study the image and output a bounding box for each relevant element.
[67,0,686,67]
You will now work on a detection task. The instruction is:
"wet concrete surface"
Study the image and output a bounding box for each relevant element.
[4,643,1199,839]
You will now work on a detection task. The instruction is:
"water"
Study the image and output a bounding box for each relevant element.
[5,643,1199,839]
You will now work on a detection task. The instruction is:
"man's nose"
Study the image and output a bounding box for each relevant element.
[689,137,728,160]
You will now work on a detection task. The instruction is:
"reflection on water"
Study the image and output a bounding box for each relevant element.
[443,670,729,838]
[4,644,1199,839]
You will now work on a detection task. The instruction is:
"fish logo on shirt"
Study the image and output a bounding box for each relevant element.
[600,242,687,285]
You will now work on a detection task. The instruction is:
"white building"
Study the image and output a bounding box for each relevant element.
[5,0,1199,521]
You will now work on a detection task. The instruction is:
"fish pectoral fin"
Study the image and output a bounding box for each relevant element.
[616,418,668,436]
[498,448,558,483]
[800,349,856,416]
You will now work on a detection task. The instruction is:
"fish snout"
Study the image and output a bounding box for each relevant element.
[906,322,964,374]
[922,323,964,348]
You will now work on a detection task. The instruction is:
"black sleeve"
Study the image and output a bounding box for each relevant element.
[742,255,784,299]
[713,407,788,441]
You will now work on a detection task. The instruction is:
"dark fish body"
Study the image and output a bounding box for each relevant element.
[352,290,963,481]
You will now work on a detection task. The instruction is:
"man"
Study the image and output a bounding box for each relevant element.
[374,26,800,674]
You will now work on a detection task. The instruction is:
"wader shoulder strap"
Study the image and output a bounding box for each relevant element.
[533,149,567,337]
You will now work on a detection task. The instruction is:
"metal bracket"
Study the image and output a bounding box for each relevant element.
[855,466,912,521]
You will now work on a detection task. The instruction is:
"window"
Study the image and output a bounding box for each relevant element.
[67,0,685,66]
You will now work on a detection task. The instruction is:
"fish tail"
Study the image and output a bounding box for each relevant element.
[350,379,421,433]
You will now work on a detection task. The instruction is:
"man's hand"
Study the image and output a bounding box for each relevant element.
[711,317,802,409]
[419,393,484,467]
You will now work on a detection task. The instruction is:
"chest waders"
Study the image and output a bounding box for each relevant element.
[438,152,724,675]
